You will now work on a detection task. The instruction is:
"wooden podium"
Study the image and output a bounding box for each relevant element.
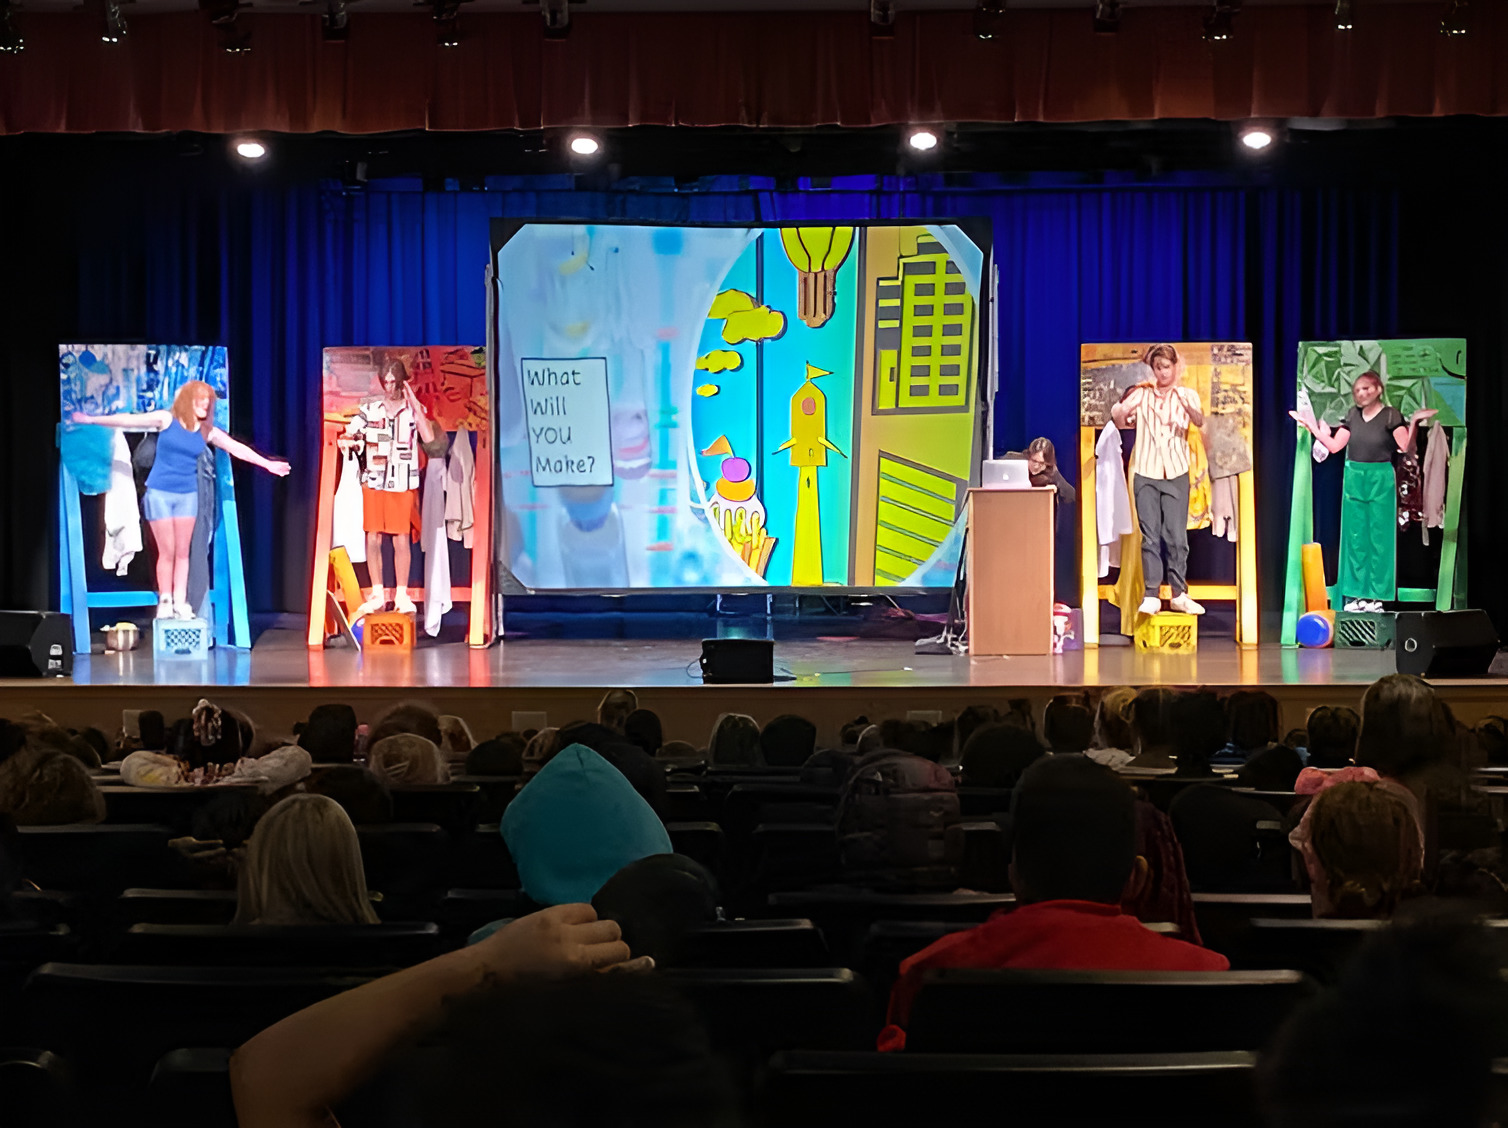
[966,486,1056,656]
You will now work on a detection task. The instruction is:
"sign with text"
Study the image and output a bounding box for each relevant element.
[520,357,614,487]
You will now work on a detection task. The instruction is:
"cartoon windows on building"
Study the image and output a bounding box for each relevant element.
[874,233,975,413]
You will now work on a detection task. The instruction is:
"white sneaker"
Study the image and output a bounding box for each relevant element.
[155,598,173,620]
[1365,600,1385,612]
[353,588,386,621]
[1138,596,1162,616]
[174,601,195,621]
[1343,599,1365,613]
[393,590,417,616]
[1170,593,1206,615]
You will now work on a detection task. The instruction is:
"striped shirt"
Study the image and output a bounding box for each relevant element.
[1120,385,1199,480]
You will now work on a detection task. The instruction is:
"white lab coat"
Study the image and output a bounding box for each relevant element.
[421,452,452,637]
[445,427,476,548]
[1095,422,1134,577]
[331,451,367,564]
[102,431,142,576]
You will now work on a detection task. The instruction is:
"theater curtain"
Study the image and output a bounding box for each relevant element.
[7,156,1452,635]
[2,4,1507,135]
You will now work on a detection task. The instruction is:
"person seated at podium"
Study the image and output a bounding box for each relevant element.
[1109,344,1206,617]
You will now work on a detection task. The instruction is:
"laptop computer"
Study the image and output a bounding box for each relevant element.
[980,458,1032,489]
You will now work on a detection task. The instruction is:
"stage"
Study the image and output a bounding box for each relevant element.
[3,633,1505,749]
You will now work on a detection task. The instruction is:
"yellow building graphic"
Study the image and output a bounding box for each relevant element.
[874,234,975,412]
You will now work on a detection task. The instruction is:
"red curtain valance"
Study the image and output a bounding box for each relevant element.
[2,4,1505,135]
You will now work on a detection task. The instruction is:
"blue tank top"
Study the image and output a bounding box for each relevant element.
[146,419,208,494]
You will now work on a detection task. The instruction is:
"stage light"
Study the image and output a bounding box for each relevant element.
[569,134,601,157]
[1440,0,1469,37]
[974,0,1005,41]
[322,0,348,41]
[870,0,894,37]
[907,128,940,152]
[0,1,24,53]
[1238,124,1275,152]
[233,138,268,161]
[1093,0,1122,34]
[102,0,127,44]
[1203,0,1239,42]
[541,0,569,38]
[1333,0,1354,31]
[218,22,250,53]
[433,0,460,47]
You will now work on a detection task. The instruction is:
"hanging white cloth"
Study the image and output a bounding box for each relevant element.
[1095,422,1134,577]
[445,426,476,548]
[331,450,366,564]
[421,450,452,637]
[102,431,143,576]
[1422,422,1449,544]
[1209,476,1239,543]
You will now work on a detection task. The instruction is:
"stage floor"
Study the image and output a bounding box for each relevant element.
[3,632,1506,745]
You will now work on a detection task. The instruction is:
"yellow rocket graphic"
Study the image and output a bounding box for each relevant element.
[776,364,846,585]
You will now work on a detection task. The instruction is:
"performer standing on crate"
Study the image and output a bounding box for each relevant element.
[343,359,437,619]
[72,381,291,620]
[1110,344,1206,618]
[1290,371,1435,613]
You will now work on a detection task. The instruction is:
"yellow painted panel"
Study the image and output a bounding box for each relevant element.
[876,508,951,545]
[875,525,935,564]
[880,457,955,498]
[878,476,956,522]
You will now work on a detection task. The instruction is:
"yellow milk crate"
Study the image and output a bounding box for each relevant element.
[1134,612,1198,653]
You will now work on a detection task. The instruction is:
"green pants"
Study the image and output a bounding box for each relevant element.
[1338,459,1396,602]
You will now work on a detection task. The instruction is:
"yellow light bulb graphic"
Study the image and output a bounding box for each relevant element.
[779,227,855,329]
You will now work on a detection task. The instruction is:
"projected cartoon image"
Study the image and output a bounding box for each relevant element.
[493,222,987,590]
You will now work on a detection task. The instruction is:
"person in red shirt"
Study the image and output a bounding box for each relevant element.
[879,754,1228,1051]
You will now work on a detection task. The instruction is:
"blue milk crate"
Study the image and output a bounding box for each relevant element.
[153,618,211,660]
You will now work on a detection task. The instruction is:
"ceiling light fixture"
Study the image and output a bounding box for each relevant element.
[569,134,601,157]
[0,1,22,53]
[541,0,569,39]
[322,0,348,41]
[974,0,1005,41]
[1333,0,1353,31]
[433,0,459,47]
[1093,0,1121,34]
[1203,0,1239,42]
[1237,123,1276,152]
[1439,0,1469,37]
[102,0,127,44]
[233,138,268,161]
[907,128,940,152]
[870,0,894,37]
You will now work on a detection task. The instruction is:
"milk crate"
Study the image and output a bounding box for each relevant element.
[364,611,416,650]
[153,618,211,660]
[1134,612,1198,653]
[1334,611,1395,650]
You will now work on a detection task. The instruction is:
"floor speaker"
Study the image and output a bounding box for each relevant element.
[699,638,774,684]
[0,611,74,678]
[1394,610,1499,678]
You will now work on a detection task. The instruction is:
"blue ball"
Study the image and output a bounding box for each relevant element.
[1297,611,1334,649]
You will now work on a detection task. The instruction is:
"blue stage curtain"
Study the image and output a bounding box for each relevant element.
[57,172,1401,629]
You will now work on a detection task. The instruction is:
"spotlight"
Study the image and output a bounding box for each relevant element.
[1237,123,1276,152]
[1440,0,1468,37]
[1093,0,1121,34]
[217,22,250,52]
[322,0,348,41]
[907,128,940,152]
[1333,0,1353,31]
[569,134,601,157]
[0,1,24,53]
[232,138,267,161]
[102,0,127,44]
[974,0,1004,41]
[432,0,459,47]
[870,0,895,37]
[1203,0,1239,42]
[541,0,568,39]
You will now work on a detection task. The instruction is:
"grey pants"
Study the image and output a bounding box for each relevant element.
[1134,472,1190,598]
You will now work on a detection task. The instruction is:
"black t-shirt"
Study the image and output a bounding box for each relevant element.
[1337,404,1404,463]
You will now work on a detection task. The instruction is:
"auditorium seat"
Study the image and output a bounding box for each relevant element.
[443,825,521,890]
[449,774,520,822]
[356,823,450,916]
[664,820,726,875]
[0,1048,78,1128]
[437,888,537,942]
[116,922,445,968]
[11,890,82,930]
[955,786,1016,818]
[1232,917,1445,983]
[1190,893,1313,960]
[118,888,238,927]
[664,967,876,1056]
[98,785,257,832]
[663,782,709,823]
[722,784,839,836]
[680,918,830,968]
[748,824,841,891]
[149,1049,236,1128]
[15,824,176,892]
[767,890,1015,966]
[0,924,77,1015]
[387,784,481,835]
[905,968,1316,1053]
[761,1050,1262,1128]
[945,821,1009,891]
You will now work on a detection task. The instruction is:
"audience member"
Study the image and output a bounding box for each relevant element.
[366,700,444,751]
[168,789,271,889]
[759,714,817,768]
[230,906,727,1128]
[1225,689,1282,760]
[1086,686,1137,770]
[1281,727,1308,751]
[297,703,358,764]
[501,744,672,907]
[1043,695,1094,755]
[0,746,105,826]
[558,723,668,815]
[0,720,24,766]
[800,746,856,787]
[166,706,245,769]
[591,853,720,967]
[854,724,884,757]
[1169,691,1225,778]
[837,745,959,890]
[465,736,524,776]
[234,793,379,926]
[72,726,110,767]
[437,715,475,764]
[839,715,873,748]
[522,727,563,779]
[1125,799,1203,944]
[135,709,167,755]
[1168,782,1288,893]
[596,689,639,734]
[622,709,663,758]
[959,724,1045,789]
[302,765,394,825]
[1290,779,1423,919]
[878,755,1227,1050]
[1121,687,1179,772]
[656,739,699,763]
[1002,698,1037,736]
[368,734,451,786]
[1305,705,1360,770]
[1235,742,1305,792]
[954,705,1002,757]
[706,714,762,768]
[1355,673,1453,785]
[1476,715,1508,768]
[878,718,951,762]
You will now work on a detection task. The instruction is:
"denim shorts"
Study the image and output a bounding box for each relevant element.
[142,488,198,521]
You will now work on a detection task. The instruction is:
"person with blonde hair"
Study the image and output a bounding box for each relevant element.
[72,380,290,619]
[596,689,638,735]
[368,733,450,786]
[235,794,379,926]
[1085,686,1137,771]
[707,714,761,768]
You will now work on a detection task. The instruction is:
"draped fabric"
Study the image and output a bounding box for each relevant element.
[2,4,1508,135]
[5,151,1504,634]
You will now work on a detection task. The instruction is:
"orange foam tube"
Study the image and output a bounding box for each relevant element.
[1301,542,1329,612]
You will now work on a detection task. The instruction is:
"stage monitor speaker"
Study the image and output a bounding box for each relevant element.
[0,611,74,678]
[1394,610,1499,678]
[699,638,774,684]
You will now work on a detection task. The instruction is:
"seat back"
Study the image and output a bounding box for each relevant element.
[356,823,450,915]
[387,785,481,835]
[98,786,258,833]
[16,824,175,892]
[0,1048,78,1128]
[438,888,536,943]
[664,821,726,876]
[1237,917,1386,983]
[906,968,1315,1053]
[149,1048,235,1128]
[117,922,444,967]
[664,968,875,1057]
[1190,893,1313,960]
[767,890,1014,966]
[119,888,239,926]
[680,919,830,968]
